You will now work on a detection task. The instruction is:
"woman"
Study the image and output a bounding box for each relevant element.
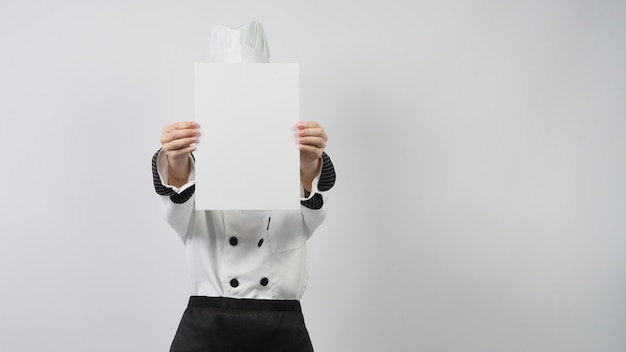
[152,21,336,352]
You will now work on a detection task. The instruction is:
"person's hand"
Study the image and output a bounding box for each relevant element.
[161,121,199,160]
[297,121,327,191]
[160,121,199,187]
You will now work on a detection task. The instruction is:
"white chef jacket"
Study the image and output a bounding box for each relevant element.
[153,149,334,300]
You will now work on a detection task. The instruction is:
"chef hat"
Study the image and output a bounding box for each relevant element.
[208,21,270,63]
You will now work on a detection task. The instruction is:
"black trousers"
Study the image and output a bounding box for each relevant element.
[170,296,314,352]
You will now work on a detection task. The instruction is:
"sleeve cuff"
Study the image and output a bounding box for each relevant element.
[152,149,196,204]
[300,152,336,210]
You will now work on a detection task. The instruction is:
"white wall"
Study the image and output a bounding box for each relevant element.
[1,1,625,351]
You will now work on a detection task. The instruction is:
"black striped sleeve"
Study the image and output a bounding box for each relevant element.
[301,152,336,210]
[151,149,195,204]
[317,152,335,192]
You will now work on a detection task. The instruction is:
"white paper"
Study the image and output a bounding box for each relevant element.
[194,63,300,210]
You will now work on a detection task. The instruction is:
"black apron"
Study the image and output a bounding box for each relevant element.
[170,296,314,352]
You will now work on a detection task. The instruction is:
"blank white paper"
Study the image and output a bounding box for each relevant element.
[194,63,300,210]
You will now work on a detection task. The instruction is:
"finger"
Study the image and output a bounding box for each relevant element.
[297,121,320,128]
[163,136,198,152]
[161,128,199,145]
[299,136,326,150]
[297,121,322,130]
[297,127,327,140]
[166,145,196,159]
[162,121,198,134]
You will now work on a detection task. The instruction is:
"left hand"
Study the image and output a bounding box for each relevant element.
[298,121,327,166]
[297,121,328,190]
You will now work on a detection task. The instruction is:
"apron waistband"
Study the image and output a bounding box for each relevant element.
[187,296,302,312]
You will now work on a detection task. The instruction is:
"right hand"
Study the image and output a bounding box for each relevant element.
[160,121,199,161]
[160,121,199,186]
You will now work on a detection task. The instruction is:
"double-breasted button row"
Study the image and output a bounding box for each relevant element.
[228,217,271,290]
[230,278,270,288]
[229,236,264,247]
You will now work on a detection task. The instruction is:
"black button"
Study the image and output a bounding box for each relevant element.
[229,236,238,246]
[260,277,269,286]
[230,279,239,288]
[257,239,264,247]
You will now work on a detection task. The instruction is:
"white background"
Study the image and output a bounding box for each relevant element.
[1,1,625,351]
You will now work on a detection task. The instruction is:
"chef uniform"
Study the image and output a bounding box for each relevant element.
[151,21,336,352]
